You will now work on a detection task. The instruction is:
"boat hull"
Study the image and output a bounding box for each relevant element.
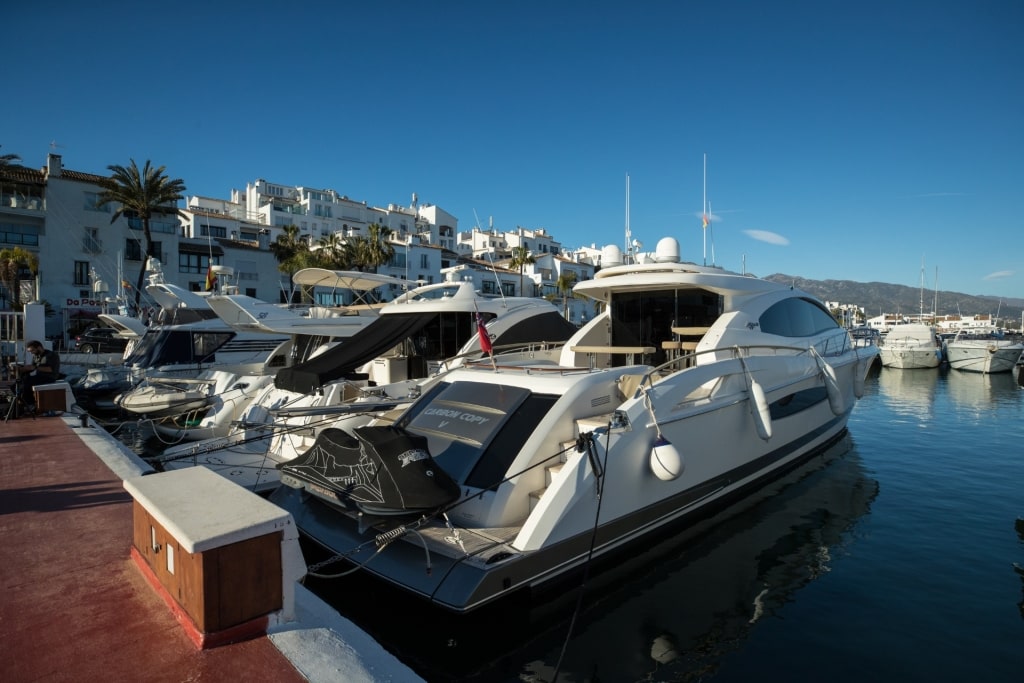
[946,341,1022,373]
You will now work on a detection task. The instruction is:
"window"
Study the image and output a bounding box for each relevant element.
[83,192,110,213]
[125,239,161,262]
[420,254,429,268]
[178,252,217,275]
[759,298,840,337]
[199,224,227,238]
[0,222,40,246]
[74,261,90,286]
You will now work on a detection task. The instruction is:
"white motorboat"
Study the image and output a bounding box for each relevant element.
[269,236,878,613]
[945,330,1023,374]
[879,323,943,369]
[158,280,576,491]
[145,270,404,441]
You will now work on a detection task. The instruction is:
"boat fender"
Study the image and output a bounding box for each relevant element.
[650,434,683,481]
[814,351,845,416]
[853,354,866,399]
[747,377,772,441]
[738,354,772,440]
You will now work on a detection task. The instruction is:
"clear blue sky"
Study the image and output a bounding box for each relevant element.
[5,0,1022,300]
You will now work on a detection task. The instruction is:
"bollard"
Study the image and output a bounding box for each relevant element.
[79,413,90,428]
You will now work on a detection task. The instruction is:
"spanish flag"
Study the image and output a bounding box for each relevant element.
[702,213,709,229]
[205,265,218,292]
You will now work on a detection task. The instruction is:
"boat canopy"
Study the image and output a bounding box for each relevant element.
[274,313,435,393]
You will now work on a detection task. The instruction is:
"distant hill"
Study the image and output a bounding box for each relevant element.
[763,274,1024,329]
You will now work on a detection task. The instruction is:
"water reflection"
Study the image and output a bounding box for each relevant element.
[307,434,879,682]
[945,368,1022,413]
[1016,517,1024,620]
[875,366,940,420]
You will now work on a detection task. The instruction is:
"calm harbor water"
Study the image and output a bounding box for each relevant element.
[116,364,1024,682]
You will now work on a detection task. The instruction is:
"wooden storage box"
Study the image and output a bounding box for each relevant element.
[123,467,306,647]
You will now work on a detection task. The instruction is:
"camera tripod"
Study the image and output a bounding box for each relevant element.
[3,369,36,422]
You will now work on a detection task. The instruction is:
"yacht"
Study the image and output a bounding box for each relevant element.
[269,236,879,613]
[879,323,943,369]
[144,269,403,441]
[945,329,1023,374]
[157,279,576,490]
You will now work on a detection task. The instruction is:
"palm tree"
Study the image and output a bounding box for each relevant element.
[509,246,536,297]
[269,225,317,300]
[98,160,186,308]
[555,270,578,319]
[0,146,21,168]
[0,246,39,310]
[314,233,350,270]
[363,223,395,272]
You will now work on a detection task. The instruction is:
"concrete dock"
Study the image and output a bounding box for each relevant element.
[0,409,422,682]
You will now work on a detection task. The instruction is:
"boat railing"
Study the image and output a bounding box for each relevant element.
[646,335,856,388]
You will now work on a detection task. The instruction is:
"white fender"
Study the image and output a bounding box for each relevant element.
[815,352,845,416]
[739,355,772,441]
[853,356,866,399]
[650,434,683,481]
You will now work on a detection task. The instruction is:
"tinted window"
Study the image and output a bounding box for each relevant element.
[759,297,839,337]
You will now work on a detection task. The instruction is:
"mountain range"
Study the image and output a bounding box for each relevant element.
[763,274,1024,329]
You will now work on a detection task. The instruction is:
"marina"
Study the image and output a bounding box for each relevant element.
[5,354,1022,682]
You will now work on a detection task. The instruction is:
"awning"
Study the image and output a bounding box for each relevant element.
[179,243,225,256]
[274,312,435,393]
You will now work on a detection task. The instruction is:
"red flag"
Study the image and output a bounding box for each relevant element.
[477,312,493,356]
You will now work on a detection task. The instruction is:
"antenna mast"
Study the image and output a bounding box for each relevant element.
[702,154,709,266]
[624,173,631,261]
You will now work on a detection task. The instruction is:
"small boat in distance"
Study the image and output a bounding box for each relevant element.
[879,323,943,369]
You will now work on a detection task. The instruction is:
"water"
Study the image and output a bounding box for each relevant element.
[115,365,1024,681]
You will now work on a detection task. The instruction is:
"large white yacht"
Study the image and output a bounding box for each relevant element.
[269,236,879,613]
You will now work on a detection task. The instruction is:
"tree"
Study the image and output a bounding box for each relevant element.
[98,160,186,308]
[0,246,39,310]
[313,233,352,270]
[509,246,536,297]
[363,223,395,272]
[555,269,578,318]
[0,146,21,168]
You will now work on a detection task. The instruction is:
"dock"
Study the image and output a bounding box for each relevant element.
[0,410,423,682]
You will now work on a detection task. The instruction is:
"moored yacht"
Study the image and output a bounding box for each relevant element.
[157,279,576,491]
[270,236,878,613]
[143,269,403,441]
[879,323,943,369]
[945,330,1023,374]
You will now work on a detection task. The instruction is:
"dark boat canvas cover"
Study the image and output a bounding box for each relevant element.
[279,425,460,515]
[274,313,434,393]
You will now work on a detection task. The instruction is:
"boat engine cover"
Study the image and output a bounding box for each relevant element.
[280,425,460,515]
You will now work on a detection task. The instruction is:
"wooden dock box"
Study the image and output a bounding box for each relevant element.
[123,467,306,648]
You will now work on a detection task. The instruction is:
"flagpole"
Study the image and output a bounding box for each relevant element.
[702,153,707,266]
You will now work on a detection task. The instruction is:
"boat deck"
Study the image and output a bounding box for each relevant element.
[0,410,308,683]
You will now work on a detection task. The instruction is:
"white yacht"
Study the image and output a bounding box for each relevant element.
[945,330,1024,374]
[879,323,943,369]
[269,236,879,613]
[157,280,576,490]
[144,270,403,441]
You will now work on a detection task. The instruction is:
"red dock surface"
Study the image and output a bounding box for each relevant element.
[0,412,308,683]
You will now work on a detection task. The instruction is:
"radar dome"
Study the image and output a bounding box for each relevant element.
[654,238,680,263]
[601,244,623,267]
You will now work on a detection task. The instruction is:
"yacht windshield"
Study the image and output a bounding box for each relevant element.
[399,381,558,486]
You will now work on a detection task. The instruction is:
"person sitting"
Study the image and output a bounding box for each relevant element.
[15,340,61,413]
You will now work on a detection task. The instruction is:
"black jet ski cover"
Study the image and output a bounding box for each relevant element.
[280,425,460,515]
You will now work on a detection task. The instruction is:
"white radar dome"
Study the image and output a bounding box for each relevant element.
[601,244,623,267]
[654,237,680,263]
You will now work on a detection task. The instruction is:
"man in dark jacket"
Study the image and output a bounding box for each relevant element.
[16,340,61,411]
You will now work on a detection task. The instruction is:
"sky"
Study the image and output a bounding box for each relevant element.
[4,0,1022,301]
